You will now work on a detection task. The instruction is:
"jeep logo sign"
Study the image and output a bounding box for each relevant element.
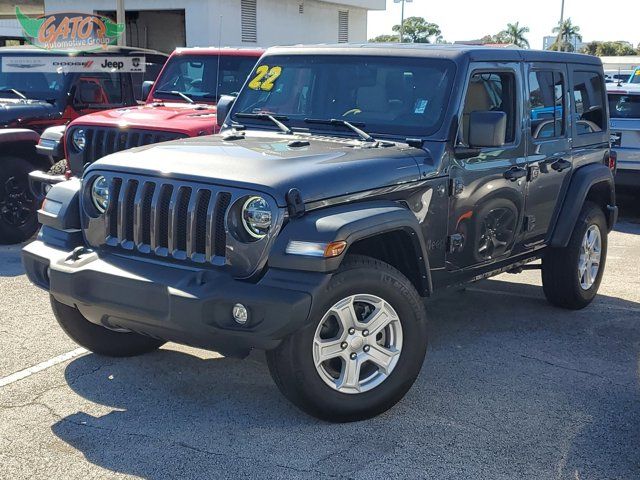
[1,56,146,73]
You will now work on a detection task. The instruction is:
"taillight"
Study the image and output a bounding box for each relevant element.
[606,150,617,173]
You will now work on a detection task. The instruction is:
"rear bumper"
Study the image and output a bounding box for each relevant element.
[22,239,329,357]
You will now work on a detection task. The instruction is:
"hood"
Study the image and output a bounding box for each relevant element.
[0,98,60,127]
[89,132,427,206]
[71,102,219,135]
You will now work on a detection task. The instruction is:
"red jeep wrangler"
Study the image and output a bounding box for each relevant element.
[0,45,168,244]
[58,48,263,178]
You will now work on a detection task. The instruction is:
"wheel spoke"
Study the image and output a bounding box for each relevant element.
[336,358,361,391]
[366,344,399,375]
[364,303,396,335]
[330,296,358,331]
[584,262,593,287]
[314,338,345,364]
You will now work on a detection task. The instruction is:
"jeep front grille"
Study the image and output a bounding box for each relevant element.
[76,127,187,164]
[103,176,232,263]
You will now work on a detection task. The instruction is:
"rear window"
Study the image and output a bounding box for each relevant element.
[608,93,640,119]
[572,71,605,134]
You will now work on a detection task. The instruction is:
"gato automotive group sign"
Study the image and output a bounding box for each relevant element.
[16,7,125,52]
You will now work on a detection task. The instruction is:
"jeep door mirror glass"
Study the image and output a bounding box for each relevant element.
[216,94,236,126]
[141,81,154,101]
[468,111,507,148]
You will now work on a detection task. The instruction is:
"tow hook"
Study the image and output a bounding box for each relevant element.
[66,246,91,263]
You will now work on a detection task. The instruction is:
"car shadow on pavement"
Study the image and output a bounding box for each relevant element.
[50,278,640,479]
[0,244,26,277]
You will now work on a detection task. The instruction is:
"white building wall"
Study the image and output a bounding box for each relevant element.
[0,19,24,37]
[44,0,371,49]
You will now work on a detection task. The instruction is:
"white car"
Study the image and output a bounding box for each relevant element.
[607,83,640,188]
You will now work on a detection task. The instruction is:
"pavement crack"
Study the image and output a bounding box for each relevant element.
[519,354,629,387]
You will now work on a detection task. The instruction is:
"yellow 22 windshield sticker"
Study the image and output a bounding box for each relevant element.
[248,65,282,91]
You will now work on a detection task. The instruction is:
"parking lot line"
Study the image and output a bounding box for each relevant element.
[0,347,87,388]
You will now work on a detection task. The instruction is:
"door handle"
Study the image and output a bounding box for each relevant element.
[551,158,572,172]
[503,166,527,181]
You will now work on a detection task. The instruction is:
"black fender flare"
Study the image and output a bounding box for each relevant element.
[0,128,40,146]
[269,200,432,295]
[550,163,616,248]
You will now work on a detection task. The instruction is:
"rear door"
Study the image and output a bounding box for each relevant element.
[521,63,572,247]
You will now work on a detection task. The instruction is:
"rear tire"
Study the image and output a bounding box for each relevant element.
[266,255,428,422]
[542,201,608,310]
[51,296,165,357]
[0,155,38,244]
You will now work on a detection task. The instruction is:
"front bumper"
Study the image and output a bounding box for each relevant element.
[22,239,329,357]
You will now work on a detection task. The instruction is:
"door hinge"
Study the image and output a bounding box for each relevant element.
[449,178,464,197]
[447,233,464,253]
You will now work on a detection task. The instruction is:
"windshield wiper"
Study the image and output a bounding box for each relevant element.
[304,118,375,143]
[235,113,293,135]
[0,88,27,100]
[154,90,194,104]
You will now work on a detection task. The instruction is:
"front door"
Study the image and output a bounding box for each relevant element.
[447,64,527,270]
[521,64,572,247]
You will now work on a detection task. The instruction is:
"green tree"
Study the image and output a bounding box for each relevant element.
[551,18,582,52]
[499,22,530,48]
[579,41,636,56]
[391,16,441,43]
[369,34,399,43]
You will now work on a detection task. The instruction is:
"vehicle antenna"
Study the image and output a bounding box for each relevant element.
[215,15,223,102]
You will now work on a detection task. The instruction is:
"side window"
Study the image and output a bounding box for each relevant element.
[461,72,517,145]
[572,71,605,134]
[529,70,565,139]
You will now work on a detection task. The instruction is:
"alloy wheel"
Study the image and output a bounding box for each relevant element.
[578,224,602,290]
[313,294,403,394]
[0,176,34,227]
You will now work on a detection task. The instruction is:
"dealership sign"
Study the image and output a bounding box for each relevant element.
[16,7,125,52]
[1,56,146,73]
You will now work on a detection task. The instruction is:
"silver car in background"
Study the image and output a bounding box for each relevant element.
[608,83,640,189]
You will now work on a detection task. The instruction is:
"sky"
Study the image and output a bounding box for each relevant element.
[367,0,640,49]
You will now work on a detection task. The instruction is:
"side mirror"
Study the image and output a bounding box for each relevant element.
[75,81,104,107]
[216,94,236,126]
[141,81,154,101]
[468,111,507,148]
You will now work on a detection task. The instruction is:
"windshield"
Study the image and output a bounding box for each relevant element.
[153,54,259,102]
[609,93,640,118]
[0,55,70,101]
[630,70,640,84]
[231,55,456,138]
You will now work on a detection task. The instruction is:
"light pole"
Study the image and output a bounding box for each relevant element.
[116,0,125,46]
[393,0,413,43]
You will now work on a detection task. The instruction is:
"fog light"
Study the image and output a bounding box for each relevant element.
[232,303,248,324]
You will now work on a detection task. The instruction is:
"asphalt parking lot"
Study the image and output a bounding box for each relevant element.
[1,196,639,480]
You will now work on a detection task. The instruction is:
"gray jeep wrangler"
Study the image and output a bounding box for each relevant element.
[22,45,617,422]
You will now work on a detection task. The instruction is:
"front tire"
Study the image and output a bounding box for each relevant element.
[542,201,608,309]
[51,296,165,357]
[266,255,428,422]
[0,155,39,244]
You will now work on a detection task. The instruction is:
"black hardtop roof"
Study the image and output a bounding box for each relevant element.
[0,45,167,56]
[265,43,602,66]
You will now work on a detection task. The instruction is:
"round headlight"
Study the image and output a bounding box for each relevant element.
[91,176,110,213]
[72,128,86,151]
[242,196,272,239]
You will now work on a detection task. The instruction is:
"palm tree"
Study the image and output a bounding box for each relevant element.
[500,22,530,48]
[552,18,582,51]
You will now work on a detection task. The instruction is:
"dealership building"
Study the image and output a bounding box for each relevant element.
[40,0,384,52]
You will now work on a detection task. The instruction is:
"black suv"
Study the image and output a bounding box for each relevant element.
[23,45,617,422]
